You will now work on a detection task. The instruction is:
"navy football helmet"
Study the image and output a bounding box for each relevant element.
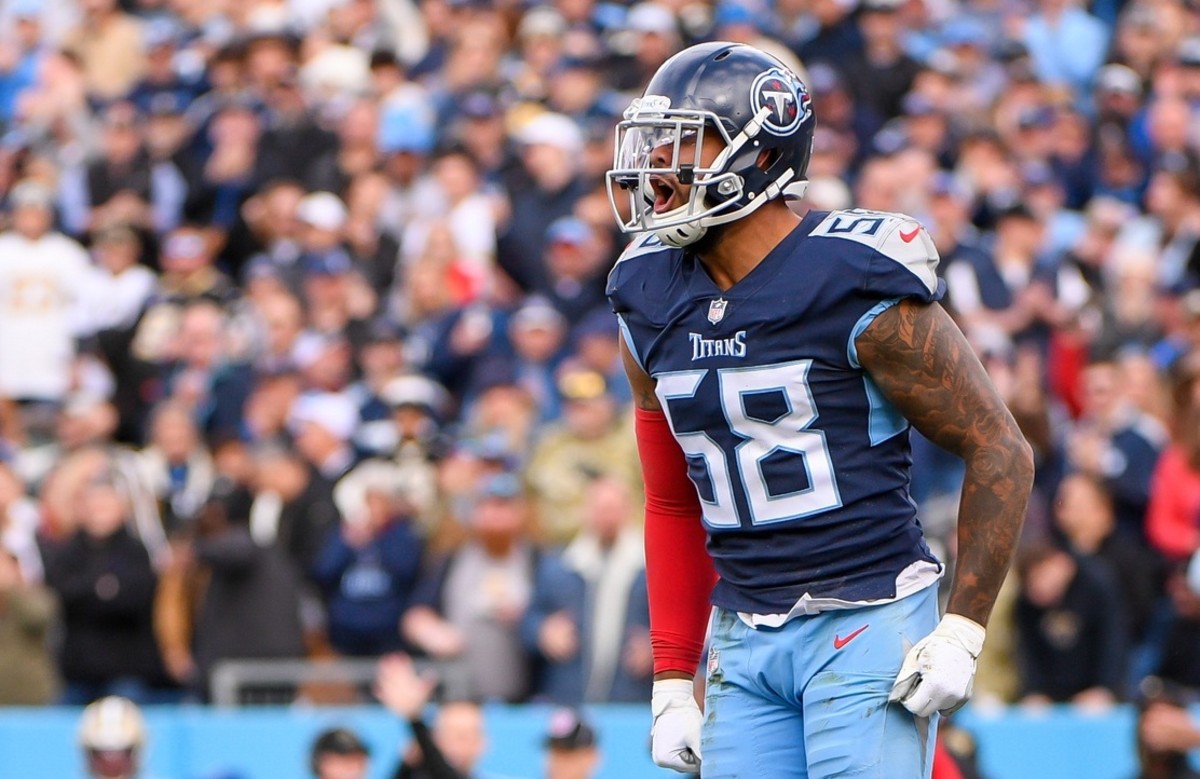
[606,42,816,247]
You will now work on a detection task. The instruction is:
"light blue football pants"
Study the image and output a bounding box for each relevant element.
[701,584,940,779]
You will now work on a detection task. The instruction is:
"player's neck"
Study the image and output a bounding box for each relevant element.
[696,203,802,291]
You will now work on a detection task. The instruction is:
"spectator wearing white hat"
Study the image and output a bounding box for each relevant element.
[298,191,349,242]
[0,180,93,407]
[1094,63,1144,135]
[290,390,361,482]
[497,112,589,296]
[377,373,450,533]
[295,332,355,401]
[296,192,377,335]
[314,459,425,656]
[296,191,352,294]
[511,6,569,102]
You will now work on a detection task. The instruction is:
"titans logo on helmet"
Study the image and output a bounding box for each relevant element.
[750,68,811,136]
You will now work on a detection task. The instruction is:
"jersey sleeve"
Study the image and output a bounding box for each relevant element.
[607,233,679,374]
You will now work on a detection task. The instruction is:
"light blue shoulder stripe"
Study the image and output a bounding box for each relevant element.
[847,298,900,369]
[847,298,908,445]
[616,313,646,372]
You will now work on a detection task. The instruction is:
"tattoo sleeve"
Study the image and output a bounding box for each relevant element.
[855,299,1034,627]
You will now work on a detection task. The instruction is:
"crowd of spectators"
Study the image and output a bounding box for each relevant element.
[4,0,1200,718]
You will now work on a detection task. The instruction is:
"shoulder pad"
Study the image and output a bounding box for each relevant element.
[810,209,940,295]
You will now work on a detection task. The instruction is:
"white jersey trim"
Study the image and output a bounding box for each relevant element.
[736,559,944,629]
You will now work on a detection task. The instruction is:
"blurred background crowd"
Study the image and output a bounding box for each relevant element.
[4,0,1200,731]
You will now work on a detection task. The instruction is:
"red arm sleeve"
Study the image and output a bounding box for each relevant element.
[635,405,719,676]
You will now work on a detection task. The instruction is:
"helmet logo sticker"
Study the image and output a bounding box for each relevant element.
[750,68,811,136]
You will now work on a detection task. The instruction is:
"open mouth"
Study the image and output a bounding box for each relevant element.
[649,176,677,214]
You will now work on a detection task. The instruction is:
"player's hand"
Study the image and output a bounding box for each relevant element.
[889,614,985,718]
[650,678,703,774]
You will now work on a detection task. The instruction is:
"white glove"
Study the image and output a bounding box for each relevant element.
[651,678,703,773]
[888,614,986,718]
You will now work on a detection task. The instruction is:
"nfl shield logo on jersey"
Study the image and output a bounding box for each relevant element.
[708,298,728,325]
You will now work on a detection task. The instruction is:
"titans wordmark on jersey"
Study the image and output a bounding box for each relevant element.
[609,209,947,615]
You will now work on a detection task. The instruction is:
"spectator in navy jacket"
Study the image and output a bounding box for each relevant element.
[315,460,424,656]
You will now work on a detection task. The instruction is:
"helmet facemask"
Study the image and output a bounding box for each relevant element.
[606,97,795,248]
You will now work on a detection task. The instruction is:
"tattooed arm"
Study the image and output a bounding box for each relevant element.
[856,299,1033,627]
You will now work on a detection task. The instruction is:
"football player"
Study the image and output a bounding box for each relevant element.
[606,42,1034,778]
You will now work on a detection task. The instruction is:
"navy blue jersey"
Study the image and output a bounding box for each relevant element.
[609,209,948,615]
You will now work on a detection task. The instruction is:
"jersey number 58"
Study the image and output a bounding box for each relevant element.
[656,360,843,529]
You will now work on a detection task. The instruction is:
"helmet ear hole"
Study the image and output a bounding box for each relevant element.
[756,148,780,172]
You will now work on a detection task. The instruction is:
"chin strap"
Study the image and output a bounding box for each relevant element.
[783,179,810,201]
[654,220,707,248]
